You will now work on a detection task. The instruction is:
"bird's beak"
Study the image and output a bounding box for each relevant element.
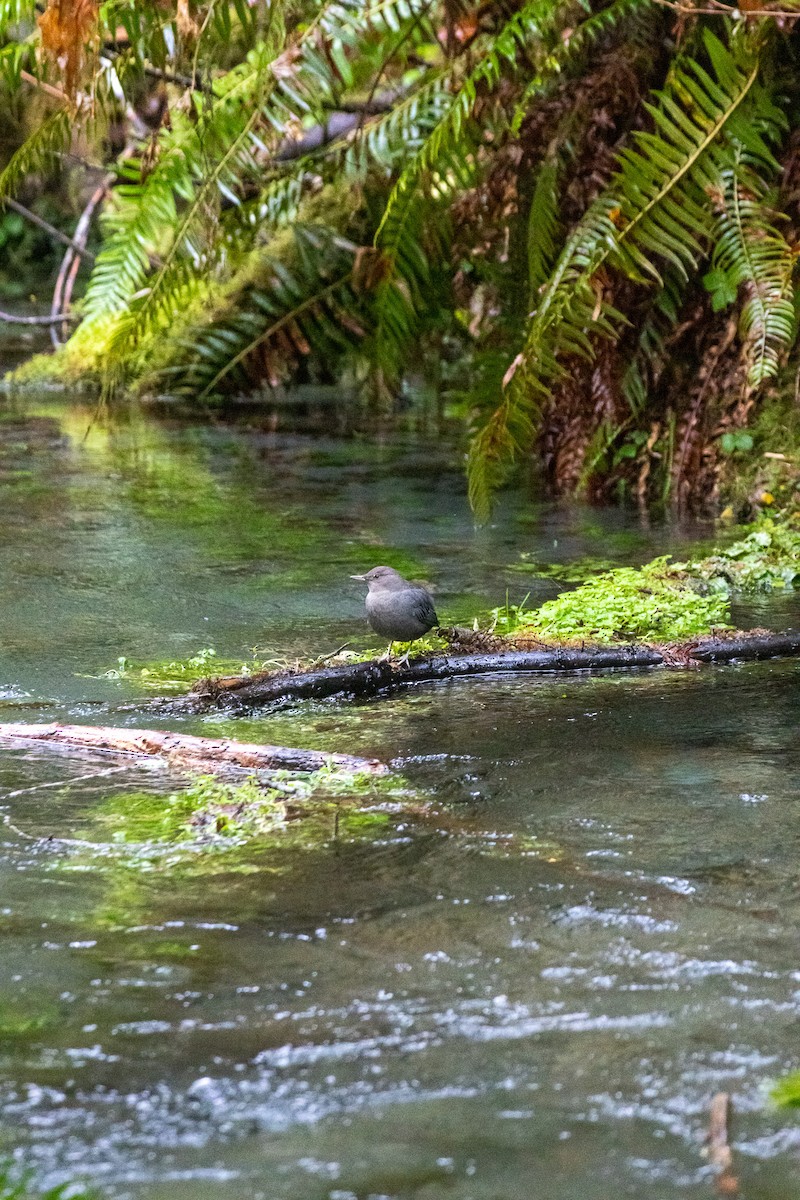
[350,574,366,581]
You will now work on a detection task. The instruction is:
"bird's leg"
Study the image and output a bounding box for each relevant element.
[396,648,412,668]
[381,641,394,661]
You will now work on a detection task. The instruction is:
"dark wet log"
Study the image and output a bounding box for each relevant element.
[165,628,800,712]
[688,630,800,662]
[0,723,385,774]
[177,646,663,712]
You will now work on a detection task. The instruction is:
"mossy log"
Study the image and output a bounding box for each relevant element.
[0,723,385,774]
[166,628,800,712]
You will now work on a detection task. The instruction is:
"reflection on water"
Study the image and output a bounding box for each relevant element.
[1,392,800,1198]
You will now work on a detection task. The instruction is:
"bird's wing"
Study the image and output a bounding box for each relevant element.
[409,588,439,630]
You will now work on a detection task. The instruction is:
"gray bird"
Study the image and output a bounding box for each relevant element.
[350,566,439,660]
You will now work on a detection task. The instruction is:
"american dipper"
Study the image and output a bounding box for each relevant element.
[350,566,439,659]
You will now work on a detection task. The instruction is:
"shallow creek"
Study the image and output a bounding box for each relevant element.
[0,392,799,1198]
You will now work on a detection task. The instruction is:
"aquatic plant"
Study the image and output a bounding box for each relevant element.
[492,558,730,643]
[78,764,408,851]
[0,1161,95,1199]
[687,518,800,593]
[93,774,287,842]
[95,649,265,691]
[771,1071,800,1108]
[496,510,800,641]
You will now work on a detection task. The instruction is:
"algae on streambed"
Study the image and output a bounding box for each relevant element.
[60,766,413,855]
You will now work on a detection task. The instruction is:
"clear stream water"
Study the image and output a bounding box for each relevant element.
[0,390,799,1199]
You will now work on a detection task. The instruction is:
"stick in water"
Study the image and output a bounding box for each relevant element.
[706,1092,740,1196]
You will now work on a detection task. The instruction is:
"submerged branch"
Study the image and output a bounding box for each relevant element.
[159,629,800,713]
[0,723,385,775]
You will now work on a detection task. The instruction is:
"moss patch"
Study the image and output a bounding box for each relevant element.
[92,648,265,691]
[717,386,800,517]
[494,511,800,644]
[492,558,730,643]
[75,764,412,855]
[770,1071,800,1108]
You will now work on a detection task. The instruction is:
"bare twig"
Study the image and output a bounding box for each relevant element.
[0,309,79,326]
[20,68,68,103]
[319,642,353,660]
[50,180,109,348]
[4,198,96,262]
[143,63,211,91]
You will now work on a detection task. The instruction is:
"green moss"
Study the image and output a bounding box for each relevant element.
[495,511,800,644]
[493,557,730,643]
[770,1071,800,1108]
[75,762,414,857]
[88,774,286,844]
[94,630,452,693]
[90,648,263,691]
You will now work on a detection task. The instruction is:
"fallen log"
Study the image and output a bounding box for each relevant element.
[0,723,385,774]
[160,627,800,713]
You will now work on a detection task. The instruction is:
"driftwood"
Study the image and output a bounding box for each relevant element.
[0,723,385,774]
[163,628,800,712]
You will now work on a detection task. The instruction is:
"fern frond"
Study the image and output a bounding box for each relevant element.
[372,0,569,369]
[469,28,772,514]
[153,226,363,400]
[377,0,564,250]
[467,391,536,521]
[115,107,263,347]
[527,157,562,303]
[0,107,71,202]
[706,159,797,388]
[621,268,686,413]
[344,70,455,176]
[512,0,659,132]
[77,147,186,327]
[78,0,436,384]
[76,49,279,367]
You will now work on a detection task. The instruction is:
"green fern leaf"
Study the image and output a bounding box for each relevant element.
[372,0,569,370]
[706,159,797,387]
[0,107,71,202]
[469,28,773,514]
[150,225,364,400]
